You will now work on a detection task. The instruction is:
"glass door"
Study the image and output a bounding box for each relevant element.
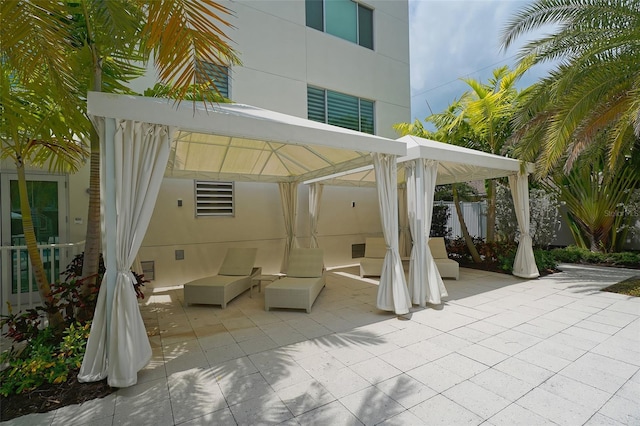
[0,174,67,306]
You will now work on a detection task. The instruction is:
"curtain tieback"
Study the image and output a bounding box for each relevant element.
[117,269,137,281]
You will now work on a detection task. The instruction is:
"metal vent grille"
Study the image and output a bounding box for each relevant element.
[195,181,234,217]
[352,243,366,259]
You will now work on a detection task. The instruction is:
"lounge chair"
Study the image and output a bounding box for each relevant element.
[359,237,386,277]
[183,248,261,308]
[428,237,459,280]
[264,248,325,313]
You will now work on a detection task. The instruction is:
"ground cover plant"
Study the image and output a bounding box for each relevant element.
[0,254,147,421]
[446,236,639,278]
[550,246,640,269]
[446,237,559,275]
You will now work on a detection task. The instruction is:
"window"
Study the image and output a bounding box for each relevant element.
[305,0,373,49]
[195,181,234,217]
[307,86,375,134]
[195,62,229,98]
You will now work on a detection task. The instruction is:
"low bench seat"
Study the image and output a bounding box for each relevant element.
[428,237,459,280]
[359,237,386,277]
[264,248,325,313]
[184,248,260,308]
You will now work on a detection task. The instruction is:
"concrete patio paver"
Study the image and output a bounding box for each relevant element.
[2,263,639,426]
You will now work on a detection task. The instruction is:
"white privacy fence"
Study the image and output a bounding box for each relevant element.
[0,241,85,316]
[436,201,487,240]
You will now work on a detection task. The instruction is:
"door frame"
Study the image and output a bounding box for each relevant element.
[0,172,69,306]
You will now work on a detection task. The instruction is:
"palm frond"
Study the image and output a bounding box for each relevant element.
[143,0,241,102]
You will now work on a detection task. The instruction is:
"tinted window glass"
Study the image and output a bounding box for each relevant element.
[360,99,374,134]
[358,5,373,49]
[327,90,359,131]
[305,0,323,31]
[196,62,229,98]
[307,86,326,123]
[325,0,357,43]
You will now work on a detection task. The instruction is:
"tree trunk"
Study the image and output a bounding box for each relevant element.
[80,128,101,292]
[453,184,482,263]
[80,48,103,295]
[486,179,496,242]
[16,159,64,331]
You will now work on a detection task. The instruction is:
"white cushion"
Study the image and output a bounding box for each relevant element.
[364,237,387,258]
[286,248,324,277]
[218,247,258,276]
[428,237,449,259]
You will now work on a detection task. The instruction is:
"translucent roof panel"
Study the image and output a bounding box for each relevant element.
[305,135,533,186]
[87,92,407,183]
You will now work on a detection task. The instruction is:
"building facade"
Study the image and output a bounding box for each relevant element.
[0,0,411,289]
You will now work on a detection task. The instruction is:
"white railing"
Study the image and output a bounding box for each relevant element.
[0,241,85,317]
[437,201,487,239]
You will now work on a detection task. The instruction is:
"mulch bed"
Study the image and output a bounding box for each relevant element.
[601,275,640,297]
[0,370,114,422]
[457,261,558,277]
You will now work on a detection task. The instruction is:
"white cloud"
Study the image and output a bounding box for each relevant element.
[408,0,552,123]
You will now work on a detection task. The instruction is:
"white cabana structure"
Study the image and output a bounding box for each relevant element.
[306,135,540,307]
[79,92,410,387]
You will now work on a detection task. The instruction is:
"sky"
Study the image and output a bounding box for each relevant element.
[408,0,555,123]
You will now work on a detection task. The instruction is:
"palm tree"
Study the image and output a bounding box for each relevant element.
[395,118,483,263]
[1,67,88,330]
[502,0,640,176]
[2,1,240,297]
[398,64,528,242]
[544,147,640,252]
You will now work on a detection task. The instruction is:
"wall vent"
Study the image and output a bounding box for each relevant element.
[140,261,155,281]
[351,243,365,259]
[195,180,234,217]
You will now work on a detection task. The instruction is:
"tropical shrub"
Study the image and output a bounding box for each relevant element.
[551,246,640,268]
[430,203,451,238]
[534,249,558,273]
[446,237,557,274]
[0,255,148,397]
[63,252,147,300]
[496,184,561,248]
[0,322,91,396]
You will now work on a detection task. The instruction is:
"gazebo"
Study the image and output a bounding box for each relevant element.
[79,92,409,388]
[79,92,538,388]
[305,135,540,307]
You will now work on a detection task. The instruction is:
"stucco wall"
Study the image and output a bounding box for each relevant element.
[129,0,411,138]
[138,180,383,286]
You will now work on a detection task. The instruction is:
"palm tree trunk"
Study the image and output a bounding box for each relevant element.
[80,44,103,295]
[80,129,101,293]
[453,184,482,263]
[486,179,496,242]
[16,159,64,330]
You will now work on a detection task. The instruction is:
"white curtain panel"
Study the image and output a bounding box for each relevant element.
[372,153,411,315]
[407,159,448,306]
[309,182,323,248]
[279,181,299,272]
[509,173,540,279]
[80,119,171,387]
[398,185,411,258]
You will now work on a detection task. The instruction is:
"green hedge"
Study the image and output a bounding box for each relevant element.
[551,246,640,267]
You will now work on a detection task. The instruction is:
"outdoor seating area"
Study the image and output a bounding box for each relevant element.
[359,237,460,280]
[12,263,639,426]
